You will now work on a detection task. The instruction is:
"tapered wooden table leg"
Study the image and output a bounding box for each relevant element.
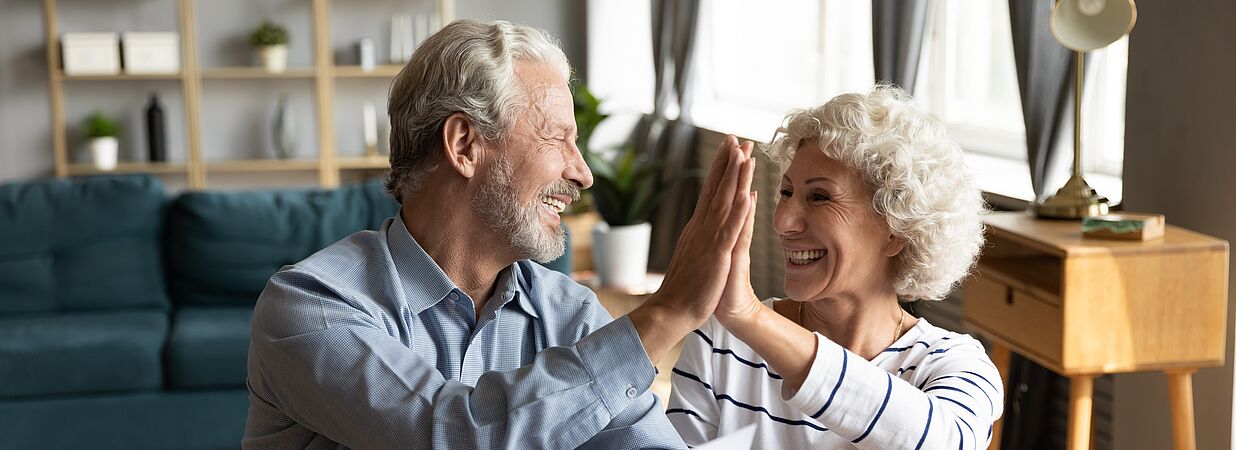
[988,343,1012,450]
[1067,374,1094,450]
[1166,369,1197,450]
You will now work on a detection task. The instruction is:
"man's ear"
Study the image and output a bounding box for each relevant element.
[441,112,482,179]
[882,234,906,258]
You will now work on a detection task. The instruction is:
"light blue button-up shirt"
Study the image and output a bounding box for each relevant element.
[242,214,685,449]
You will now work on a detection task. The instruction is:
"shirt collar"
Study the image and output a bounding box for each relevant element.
[386,213,540,320]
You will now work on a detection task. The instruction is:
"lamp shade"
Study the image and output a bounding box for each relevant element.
[1050,0,1137,51]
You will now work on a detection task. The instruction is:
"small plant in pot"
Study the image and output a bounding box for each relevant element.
[84,111,120,171]
[584,145,677,289]
[250,19,290,73]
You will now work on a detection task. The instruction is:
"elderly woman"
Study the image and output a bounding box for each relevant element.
[668,86,1002,449]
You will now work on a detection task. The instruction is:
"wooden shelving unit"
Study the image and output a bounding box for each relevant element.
[42,0,453,189]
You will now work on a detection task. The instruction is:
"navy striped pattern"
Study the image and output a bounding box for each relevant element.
[666,306,1003,449]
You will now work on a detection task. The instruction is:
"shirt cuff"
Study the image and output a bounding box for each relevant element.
[784,333,842,412]
[573,315,658,418]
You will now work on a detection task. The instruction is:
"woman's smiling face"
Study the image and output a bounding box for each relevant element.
[774,141,903,303]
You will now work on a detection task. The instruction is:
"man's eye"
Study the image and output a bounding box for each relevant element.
[811,193,831,202]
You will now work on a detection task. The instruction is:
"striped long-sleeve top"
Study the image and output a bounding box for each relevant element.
[667,299,1004,449]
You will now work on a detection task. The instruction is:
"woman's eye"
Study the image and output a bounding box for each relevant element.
[811,193,831,202]
[779,189,792,198]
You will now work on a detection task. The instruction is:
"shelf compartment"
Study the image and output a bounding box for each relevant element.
[333,65,404,78]
[200,67,316,79]
[337,155,389,169]
[206,159,321,172]
[66,162,188,175]
[56,71,182,81]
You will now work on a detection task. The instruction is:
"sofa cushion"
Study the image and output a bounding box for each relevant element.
[165,179,398,307]
[0,175,169,314]
[0,310,167,398]
[166,306,253,389]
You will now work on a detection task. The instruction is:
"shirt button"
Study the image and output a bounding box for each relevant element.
[625,386,638,398]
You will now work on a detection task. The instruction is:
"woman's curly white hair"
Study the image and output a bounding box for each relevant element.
[763,85,987,301]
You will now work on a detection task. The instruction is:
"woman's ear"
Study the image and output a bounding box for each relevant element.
[441,112,481,179]
[882,234,906,257]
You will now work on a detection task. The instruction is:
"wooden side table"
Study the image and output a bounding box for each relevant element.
[964,212,1228,450]
[571,272,679,408]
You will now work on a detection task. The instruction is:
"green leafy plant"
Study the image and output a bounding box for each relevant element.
[249,19,289,48]
[584,145,672,227]
[83,111,119,138]
[573,83,608,154]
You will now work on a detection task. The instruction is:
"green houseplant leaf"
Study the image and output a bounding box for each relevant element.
[249,19,290,48]
[83,111,120,138]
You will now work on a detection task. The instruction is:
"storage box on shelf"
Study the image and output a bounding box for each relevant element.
[41,0,452,189]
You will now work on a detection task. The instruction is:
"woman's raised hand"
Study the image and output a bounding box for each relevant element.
[652,135,756,326]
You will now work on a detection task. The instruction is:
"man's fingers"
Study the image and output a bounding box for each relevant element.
[733,191,757,258]
[740,140,755,159]
[696,135,738,211]
[709,143,745,227]
[719,158,755,246]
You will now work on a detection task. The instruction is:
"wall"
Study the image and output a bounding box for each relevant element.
[1117,0,1236,449]
[0,0,586,186]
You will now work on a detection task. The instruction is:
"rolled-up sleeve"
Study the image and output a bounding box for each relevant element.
[244,270,684,450]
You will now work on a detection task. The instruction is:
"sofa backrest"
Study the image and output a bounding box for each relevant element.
[165,179,399,307]
[0,175,170,314]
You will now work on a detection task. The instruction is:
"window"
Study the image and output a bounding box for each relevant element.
[587,0,1128,201]
[916,0,1128,180]
[690,0,873,141]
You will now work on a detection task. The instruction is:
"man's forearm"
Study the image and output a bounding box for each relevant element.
[626,296,704,365]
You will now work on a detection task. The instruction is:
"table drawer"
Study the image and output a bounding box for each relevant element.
[964,276,1064,368]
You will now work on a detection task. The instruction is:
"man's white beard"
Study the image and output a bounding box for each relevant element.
[471,153,567,263]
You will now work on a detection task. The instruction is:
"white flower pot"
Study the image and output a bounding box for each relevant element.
[591,221,652,289]
[90,137,118,171]
[258,45,288,73]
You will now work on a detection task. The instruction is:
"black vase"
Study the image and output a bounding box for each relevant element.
[146,93,166,162]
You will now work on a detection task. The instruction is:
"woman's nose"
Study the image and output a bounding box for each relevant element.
[773,198,806,236]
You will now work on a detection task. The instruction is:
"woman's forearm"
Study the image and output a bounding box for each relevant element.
[720,303,818,394]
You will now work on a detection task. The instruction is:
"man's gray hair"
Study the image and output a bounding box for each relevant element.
[385,19,571,203]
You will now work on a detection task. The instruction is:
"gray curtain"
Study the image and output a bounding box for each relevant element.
[1002,2,1101,449]
[1009,0,1082,201]
[635,0,701,271]
[872,0,930,94]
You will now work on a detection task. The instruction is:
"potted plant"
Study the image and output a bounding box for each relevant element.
[250,19,289,73]
[585,144,684,288]
[84,111,120,171]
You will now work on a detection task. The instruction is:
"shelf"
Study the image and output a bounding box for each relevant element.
[200,67,316,79]
[976,256,1063,306]
[206,159,320,172]
[337,155,390,169]
[333,65,404,78]
[66,162,188,175]
[56,71,182,81]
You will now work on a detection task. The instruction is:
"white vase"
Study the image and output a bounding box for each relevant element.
[90,137,118,171]
[591,222,652,289]
[258,45,288,73]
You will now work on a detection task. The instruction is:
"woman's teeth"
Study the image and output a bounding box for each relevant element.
[541,196,566,213]
[787,249,825,265]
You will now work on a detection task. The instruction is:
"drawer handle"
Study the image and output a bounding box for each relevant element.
[1005,289,1015,305]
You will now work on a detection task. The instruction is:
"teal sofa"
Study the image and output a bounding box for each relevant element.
[0,175,570,449]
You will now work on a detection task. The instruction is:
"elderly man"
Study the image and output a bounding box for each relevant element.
[242,20,756,449]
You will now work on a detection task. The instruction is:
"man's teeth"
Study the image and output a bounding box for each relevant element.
[787,250,825,265]
[541,196,566,213]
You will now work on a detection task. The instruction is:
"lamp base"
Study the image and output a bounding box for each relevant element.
[1034,174,1110,219]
